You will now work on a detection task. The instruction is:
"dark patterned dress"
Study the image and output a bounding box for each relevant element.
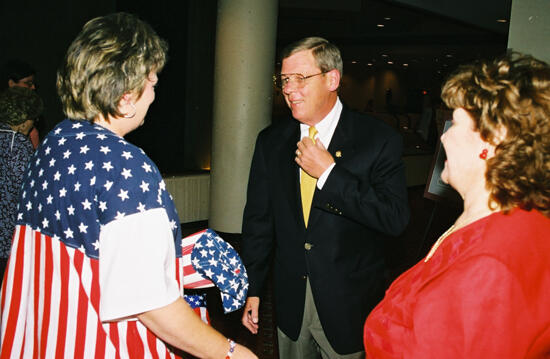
[0,123,33,259]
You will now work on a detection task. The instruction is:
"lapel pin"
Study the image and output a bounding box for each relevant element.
[335,150,342,158]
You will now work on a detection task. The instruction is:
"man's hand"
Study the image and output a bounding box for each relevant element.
[241,296,260,334]
[295,137,335,178]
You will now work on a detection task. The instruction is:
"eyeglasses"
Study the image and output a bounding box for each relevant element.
[273,71,329,89]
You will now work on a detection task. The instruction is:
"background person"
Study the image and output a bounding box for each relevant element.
[364,52,550,358]
[1,59,40,148]
[0,86,43,284]
[0,13,256,359]
[241,37,409,359]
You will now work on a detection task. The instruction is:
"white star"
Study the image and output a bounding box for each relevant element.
[90,176,96,186]
[115,211,126,220]
[74,182,81,191]
[191,257,201,268]
[72,122,83,129]
[54,128,62,135]
[97,134,107,140]
[139,181,149,192]
[100,146,111,154]
[42,218,49,228]
[45,146,51,155]
[204,268,214,278]
[67,165,76,174]
[92,240,100,250]
[49,158,56,167]
[30,180,35,188]
[58,137,67,146]
[84,161,94,170]
[78,222,88,233]
[55,210,61,220]
[159,181,166,191]
[121,168,132,179]
[46,195,53,204]
[63,150,71,159]
[137,202,146,212]
[53,171,61,181]
[229,257,239,266]
[35,158,41,165]
[206,239,214,247]
[142,162,152,172]
[80,145,90,154]
[64,227,74,238]
[99,201,108,212]
[17,213,23,220]
[216,273,227,284]
[170,220,177,230]
[82,198,92,210]
[67,205,75,215]
[38,169,44,177]
[76,132,86,140]
[102,162,113,171]
[208,258,218,267]
[200,249,208,257]
[26,201,32,210]
[59,188,67,197]
[42,180,48,190]
[104,181,113,191]
[21,190,26,199]
[121,151,133,159]
[118,189,129,201]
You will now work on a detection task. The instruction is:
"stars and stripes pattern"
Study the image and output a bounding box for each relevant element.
[190,229,248,314]
[183,294,210,324]
[182,230,215,289]
[0,119,184,358]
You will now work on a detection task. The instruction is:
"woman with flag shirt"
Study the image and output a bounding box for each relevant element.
[0,12,256,359]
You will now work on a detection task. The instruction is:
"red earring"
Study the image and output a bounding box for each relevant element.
[479,149,488,160]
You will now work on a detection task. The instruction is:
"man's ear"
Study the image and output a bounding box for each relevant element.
[326,69,341,92]
[8,79,16,88]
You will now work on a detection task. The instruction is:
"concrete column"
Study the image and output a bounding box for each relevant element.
[508,0,550,63]
[209,0,278,233]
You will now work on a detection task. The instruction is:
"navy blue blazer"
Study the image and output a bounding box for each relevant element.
[241,106,410,354]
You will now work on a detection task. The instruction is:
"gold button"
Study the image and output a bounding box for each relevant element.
[304,242,313,250]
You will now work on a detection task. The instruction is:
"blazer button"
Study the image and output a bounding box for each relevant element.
[304,242,313,250]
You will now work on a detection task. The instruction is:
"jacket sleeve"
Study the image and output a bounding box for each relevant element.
[240,132,274,297]
[315,130,409,236]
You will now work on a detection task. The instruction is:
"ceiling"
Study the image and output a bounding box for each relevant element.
[277,0,512,75]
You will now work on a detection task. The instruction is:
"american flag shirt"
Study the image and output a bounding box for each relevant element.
[0,119,185,358]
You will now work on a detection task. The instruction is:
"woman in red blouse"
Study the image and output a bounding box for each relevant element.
[364,52,550,358]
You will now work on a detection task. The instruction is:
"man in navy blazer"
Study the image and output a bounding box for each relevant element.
[241,37,410,358]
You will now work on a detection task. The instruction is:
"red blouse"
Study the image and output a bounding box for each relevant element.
[364,209,550,358]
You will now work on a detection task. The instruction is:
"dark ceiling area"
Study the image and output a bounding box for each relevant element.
[277,0,512,75]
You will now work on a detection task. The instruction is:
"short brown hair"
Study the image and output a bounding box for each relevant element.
[0,87,43,126]
[57,12,168,121]
[441,52,550,217]
[281,37,343,77]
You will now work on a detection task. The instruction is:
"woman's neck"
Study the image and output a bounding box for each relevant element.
[456,186,497,229]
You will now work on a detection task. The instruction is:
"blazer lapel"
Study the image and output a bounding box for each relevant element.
[278,122,303,224]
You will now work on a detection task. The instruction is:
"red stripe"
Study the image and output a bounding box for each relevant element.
[33,230,42,357]
[90,260,106,358]
[126,321,145,359]
[109,322,121,359]
[40,234,54,357]
[184,279,214,289]
[181,244,194,255]
[183,264,198,276]
[1,226,27,359]
[55,242,70,358]
[147,328,160,359]
[73,250,88,358]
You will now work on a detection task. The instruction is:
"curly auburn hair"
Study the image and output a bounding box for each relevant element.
[57,12,167,121]
[441,52,550,217]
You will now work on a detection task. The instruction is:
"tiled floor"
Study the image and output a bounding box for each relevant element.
[181,185,461,359]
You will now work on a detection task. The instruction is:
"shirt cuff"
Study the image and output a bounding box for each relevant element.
[317,163,336,189]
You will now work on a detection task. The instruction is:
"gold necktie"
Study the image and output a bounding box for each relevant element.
[300,126,318,228]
